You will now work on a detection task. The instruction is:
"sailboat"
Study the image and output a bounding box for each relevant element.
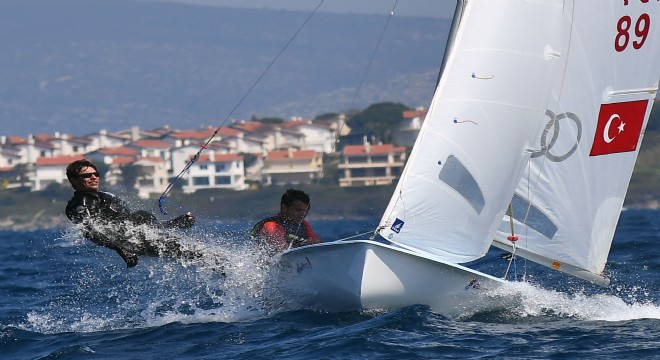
[274,0,660,314]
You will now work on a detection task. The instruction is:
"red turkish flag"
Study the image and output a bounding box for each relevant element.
[589,100,648,156]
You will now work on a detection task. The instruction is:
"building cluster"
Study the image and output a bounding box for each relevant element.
[0,109,427,198]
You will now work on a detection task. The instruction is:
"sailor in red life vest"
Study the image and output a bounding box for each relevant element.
[249,189,322,253]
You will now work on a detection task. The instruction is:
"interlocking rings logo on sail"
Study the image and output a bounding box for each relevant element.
[530,109,582,162]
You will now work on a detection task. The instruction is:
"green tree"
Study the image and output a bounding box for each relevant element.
[347,102,409,143]
[320,153,340,185]
[314,112,341,121]
[257,117,285,124]
[40,182,70,201]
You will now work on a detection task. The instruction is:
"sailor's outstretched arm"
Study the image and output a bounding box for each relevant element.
[162,212,195,229]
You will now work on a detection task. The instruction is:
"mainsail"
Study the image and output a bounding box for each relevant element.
[379,0,571,263]
[494,1,660,285]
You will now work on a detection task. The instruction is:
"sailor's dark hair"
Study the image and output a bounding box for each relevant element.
[66,159,98,183]
[281,189,311,207]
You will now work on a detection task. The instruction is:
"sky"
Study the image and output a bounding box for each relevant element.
[143,0,458,19]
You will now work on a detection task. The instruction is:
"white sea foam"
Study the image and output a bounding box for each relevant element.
[492,281,660,321]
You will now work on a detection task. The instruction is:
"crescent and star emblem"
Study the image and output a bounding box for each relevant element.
[603,113,625,143]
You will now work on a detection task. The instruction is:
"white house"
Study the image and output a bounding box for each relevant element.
[281,118,337,153]
[133,156,169,199]
[33,133,91,157]
[231,121,304,151]
[127,139,173,170]
[261,148,323,186]
[215,127,265,154]
[182,151,247,193]
[392,108,427,148]
[338,142,406,187]
[170,142,233,177]
[314,113,351,137]
[32,154,85,191]
[83,129,130,153]
[85,146,140,167]
[10,135,55,166]
[165,128,216,148]
[0,150,21,170]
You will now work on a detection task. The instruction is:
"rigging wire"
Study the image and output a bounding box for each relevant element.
[157,0,325,214]
[503,203,519,280]
[348,0,399,112]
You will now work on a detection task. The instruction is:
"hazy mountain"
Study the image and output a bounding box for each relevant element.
[0,0,451,136]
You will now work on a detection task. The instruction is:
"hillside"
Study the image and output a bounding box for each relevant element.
[0,0,450,137]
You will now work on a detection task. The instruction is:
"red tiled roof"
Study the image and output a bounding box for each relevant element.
[112,156,135,165]
[34,133,85,143]
[136,156,164,163]
[196,153,243,163]
[281,119,311,129]
[403,110,428,119]
[8,136,27,145]
[217,127,243,137]
[343,144,406,155]
[34,134,54,142]
[170,130,213,140]
[231,121,264,132]
[6,136,58,149]
[34,154,84,166]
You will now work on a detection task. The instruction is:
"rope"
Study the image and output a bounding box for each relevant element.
[348,0,399,112]
[341,230,375,242]
[503,202,520,279]
[158,0,325,214]
[506,203,518,242]
[503,241,518,280]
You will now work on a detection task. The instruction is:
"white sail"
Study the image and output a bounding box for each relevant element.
[378,0,571,263]
[277,0,659,315]
[494,1,660,284]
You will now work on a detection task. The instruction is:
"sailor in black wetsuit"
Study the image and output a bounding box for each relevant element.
[65,159,198,267]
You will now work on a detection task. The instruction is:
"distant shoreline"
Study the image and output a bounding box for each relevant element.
[0,188,660,231]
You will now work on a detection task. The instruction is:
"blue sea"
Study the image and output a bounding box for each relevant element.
[1,210,659,359]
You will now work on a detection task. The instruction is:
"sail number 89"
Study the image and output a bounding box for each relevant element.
[615,14,650,52]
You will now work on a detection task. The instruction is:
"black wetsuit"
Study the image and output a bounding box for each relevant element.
[65,190,196,267]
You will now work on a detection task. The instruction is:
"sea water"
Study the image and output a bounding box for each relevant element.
[1,211,659,359]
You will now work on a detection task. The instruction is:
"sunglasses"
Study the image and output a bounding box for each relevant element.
[77,172,100,179]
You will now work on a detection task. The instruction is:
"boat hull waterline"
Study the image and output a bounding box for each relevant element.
[276,240,509,316]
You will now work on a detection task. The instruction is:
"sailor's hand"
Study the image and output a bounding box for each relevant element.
[287,233,306,247]
[172,212,195,228]
[184,212,195,225]
[181,212,195,228]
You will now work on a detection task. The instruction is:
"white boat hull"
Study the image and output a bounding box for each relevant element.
[275,240,508,316]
